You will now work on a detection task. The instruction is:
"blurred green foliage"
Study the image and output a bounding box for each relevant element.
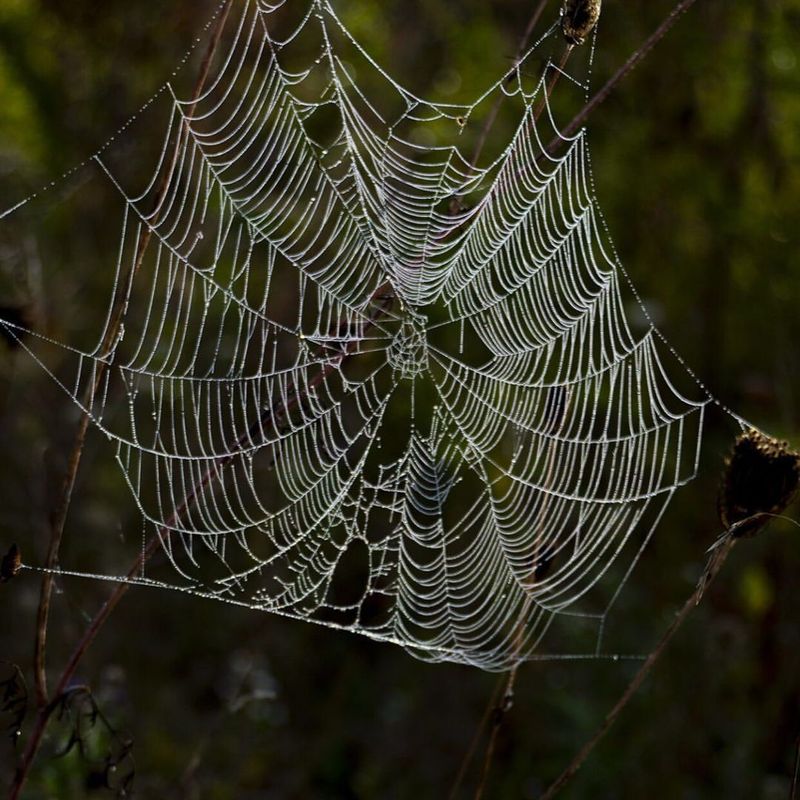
[1,1,799,798]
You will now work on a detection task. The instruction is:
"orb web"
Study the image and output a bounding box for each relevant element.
[0,0,712,670]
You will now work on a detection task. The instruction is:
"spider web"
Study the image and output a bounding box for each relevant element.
[0,0,714,670]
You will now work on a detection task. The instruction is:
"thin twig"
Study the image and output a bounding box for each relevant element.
[539,535,737,800]
[474,723,500,800]
[544,0,701,156]
[448,678,504,800]
[472,386,571,800]
[449,12,564,796]
[474,669,517,800]
[450,0,558,220]
[791,736,800,800]
[530,44,574,125]
[16,2,234,794]
[492,5,704,788]
[468,6,707,786]
[469,0,552,168]
[456,391,568,800]
[33,2,232,708]
[31,0,235,711]
[451,5,706,793]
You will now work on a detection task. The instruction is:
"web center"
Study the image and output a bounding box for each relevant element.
[387,311,428,380]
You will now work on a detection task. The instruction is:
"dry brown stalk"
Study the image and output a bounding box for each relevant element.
[15,3,235,796]
[31,0,236,713]
[538,535,736,799]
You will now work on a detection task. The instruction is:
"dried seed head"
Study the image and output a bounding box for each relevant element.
[718,429,800,537]
[561,0,602,46]
[0,543,21,583]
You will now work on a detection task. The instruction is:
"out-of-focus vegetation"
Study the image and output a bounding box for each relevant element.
[0,0,799,798]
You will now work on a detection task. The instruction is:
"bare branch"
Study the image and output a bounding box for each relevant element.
[545,0,701,155]
[32,0,235,713]
[539,535,736,800]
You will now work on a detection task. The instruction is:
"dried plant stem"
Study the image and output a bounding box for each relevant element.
[449,52,564,779]
[16,3,233,796]
[544,0,701,155]
[473,392,569,800]
[448,6,704,791]
[469,0,552,168]
[530,44,574,125]
[473,668,518,800]
[464,9,707,788]
[448,678,504,800]
[31,0,234,711]
[539,536,737,800]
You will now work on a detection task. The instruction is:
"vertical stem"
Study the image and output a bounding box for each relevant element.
[467,1,708,783]
[16,3,233,795]
[448,679,504,800]
[454,3,705,791]
[31,0,234,709]
[472,669,516,800]
[473,388,570,800]
[445,10,566,798]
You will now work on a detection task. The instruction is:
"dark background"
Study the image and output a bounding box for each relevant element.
[0,1,799,797]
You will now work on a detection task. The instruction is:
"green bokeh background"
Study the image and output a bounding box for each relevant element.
[1,1,799,798]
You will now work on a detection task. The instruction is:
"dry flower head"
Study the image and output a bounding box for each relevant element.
[718,429,800,537]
